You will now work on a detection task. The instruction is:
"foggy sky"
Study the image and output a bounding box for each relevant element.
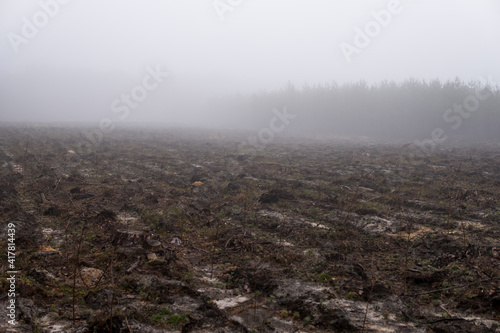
[1,0,499,124]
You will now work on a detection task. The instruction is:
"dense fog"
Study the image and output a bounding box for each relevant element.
[208,79,500,143]
[1,0,499,144]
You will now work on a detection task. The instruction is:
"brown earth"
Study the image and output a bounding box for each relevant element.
[0,126,499,332]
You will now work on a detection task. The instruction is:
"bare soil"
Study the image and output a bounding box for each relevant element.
[1,126,499,332]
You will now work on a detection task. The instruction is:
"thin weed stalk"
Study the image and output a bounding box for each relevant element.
[361,255,375,333]
[72,219,88,326]
[210,216,221,280]
[462,222,467,251]
[109,244,117,333]
[403,221,413,295]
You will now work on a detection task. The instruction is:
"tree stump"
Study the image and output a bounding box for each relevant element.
[143,239,162,251]
[112,229,150,246]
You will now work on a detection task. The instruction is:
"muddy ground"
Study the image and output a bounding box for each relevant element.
[0,126,499,332]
